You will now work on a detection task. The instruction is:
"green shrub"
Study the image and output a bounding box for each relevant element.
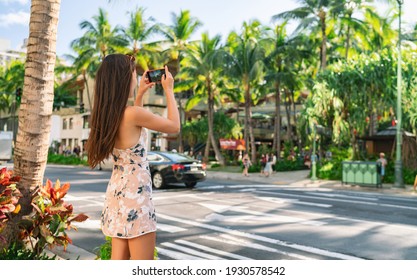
[317,147,352,180]
[274,159,306,172]
[47,153,88,166]
[95,236,112,260]
[248,164,262,173]
[210,163,221,169]
[383,161,416,185]
[0,242,57,260]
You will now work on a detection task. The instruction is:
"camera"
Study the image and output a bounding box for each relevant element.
[147,68,165,83]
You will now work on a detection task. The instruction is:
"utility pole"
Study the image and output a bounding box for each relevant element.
[311,124,317,181]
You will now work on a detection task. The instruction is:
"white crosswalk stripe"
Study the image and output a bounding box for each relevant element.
[161,242,227,260]
[175,239,252,260]
[200,234,310,260]
[156,247,204,260]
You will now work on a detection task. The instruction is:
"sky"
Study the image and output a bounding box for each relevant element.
[0,0,416,56]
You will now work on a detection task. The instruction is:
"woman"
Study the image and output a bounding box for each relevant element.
[242,153,251,177]
[86,54,180,260]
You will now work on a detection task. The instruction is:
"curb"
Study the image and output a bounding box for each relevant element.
[47,244,96,260]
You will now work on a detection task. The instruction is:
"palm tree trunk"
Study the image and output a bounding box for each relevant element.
[273,82,282,156]
[14,0,61,214]
[204,131,211,163]
[284,90,292,147]
[319,9,327,70]
[82,72,92,111]
[177,92,184,153]
[345,25,351,59]
[292,90,298,146]
[207,82,225,165]
[244,84,256,163]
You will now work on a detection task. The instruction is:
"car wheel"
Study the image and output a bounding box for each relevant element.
[152,172,164,189]
[185,182,197,188]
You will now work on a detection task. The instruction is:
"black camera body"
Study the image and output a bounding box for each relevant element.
[147,68,165,83]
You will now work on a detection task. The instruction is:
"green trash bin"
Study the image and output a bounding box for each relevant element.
[342,161,382,188]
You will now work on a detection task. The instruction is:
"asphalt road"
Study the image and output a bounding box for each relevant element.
[44,165,417,260]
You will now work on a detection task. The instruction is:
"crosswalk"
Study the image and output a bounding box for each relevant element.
[67,182,417,260]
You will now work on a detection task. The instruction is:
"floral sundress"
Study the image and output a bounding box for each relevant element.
[101,128,157,238]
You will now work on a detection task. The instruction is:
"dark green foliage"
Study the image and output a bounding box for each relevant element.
[95,236,112,260]
[0,242,57,260]
[317,147,352,180]
[47,153,88,166]
[274,159,306,172]
[248,164,262,173]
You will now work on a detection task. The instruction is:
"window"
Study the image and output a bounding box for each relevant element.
[63,119,68,130]
[69,118,74,129]
[83,115,90,129]
[147,153,164,162]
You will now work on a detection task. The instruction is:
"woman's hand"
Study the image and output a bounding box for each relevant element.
[137,70,155,97]
[161,65,174,94]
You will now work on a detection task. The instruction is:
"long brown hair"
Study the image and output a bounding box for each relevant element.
[86,54,136,168]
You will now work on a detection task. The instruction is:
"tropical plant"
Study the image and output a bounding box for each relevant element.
[19,179,88,256]
[0,168,22,245]
[273,0,337,70]
[158,10,203,153]
[226,20,268,163]
[182,32,227,164]
[53,81,78,111]
[71,8,129,60]
[122,7,161,72]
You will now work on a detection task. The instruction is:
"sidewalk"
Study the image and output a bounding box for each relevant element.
[206,169,417,197]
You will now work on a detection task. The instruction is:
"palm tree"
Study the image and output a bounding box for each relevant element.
[264,23,312,155]
[182,32,226,165]
[69,8,130,113]
[226,20,267,163]
[71,8,128,60]
[158,10,202,153]
[273,0,335,70]
[13,0,61,216]
[122,7,161,72]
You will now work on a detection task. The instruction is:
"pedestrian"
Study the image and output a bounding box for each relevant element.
[73,145,81,157]
[86,54,179,260]
[242,153,251,177]
[196,152,203,162]
[264,154,273,177]
[271,152,277,173]
[376,152,387,184]
[260,154,266,175]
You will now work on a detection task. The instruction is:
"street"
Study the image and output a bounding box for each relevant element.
[44,165,417,260]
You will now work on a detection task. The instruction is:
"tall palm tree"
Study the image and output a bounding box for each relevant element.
[122,7,161,72]
[158,10,202,153]
[273,0,336,70]
[182,32,226,165]
[226,20,267,163]
[264,24,312,154]
[71,8,128,60]
[13,0,61,215]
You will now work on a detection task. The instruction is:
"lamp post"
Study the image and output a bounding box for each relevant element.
[311,124,317,181]
[394,0,404,188]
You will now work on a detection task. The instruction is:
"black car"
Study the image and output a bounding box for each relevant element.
[147,151,207,189]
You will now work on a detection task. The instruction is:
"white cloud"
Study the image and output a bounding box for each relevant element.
[0,0,29,5]
[0,11,30,27]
